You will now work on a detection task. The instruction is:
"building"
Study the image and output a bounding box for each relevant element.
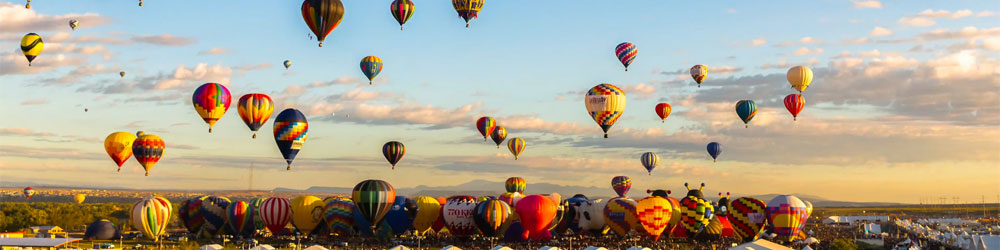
[27,226,64,238]
[0,233,23,239]
[822,216,891,224]
[0,238,81,250]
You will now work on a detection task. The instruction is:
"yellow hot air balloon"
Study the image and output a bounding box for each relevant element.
[412,196,442,235]
[104,132,137,172]
[585,83,627,138]
[74,194,86,204]
[290,195,325,235]
[787,66,813,93]
[20,33,43,66]
[507,137,525,160]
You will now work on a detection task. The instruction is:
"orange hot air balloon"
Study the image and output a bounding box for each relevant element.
[636,196,673,241]
[132,132,164,176]
[515,195,557,241]
[655,103,671,123]
[237,94,274,139]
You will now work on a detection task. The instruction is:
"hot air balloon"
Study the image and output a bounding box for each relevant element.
[736,100,757,128]
[604,197,638,238]
[69,20,79,30]
[227,201,255,237]
[767,195,808,242]
[611,176,631,198]
[655,103,671,123]
[290,196,324,236]
[452,0,484,28]
[130,196,171,242]
[323,196,355,236]
[259,197,291,235]
[178,196,208,235]
[473,199,511,237]
[74,194,86,204]
[784,94,805,121]
[498,192,523,207]
[490,126,507,148]
[640,152,658,175]
[83,220,121,240]
[727,197,767,242]
[192,83,232,133]
[104,132,136,172]
[804,200,813,219]
[562,194,590,234]
[248,197,266,231]
[665,193,683,235]
[576,199,607,235]
[274,108,308,170]
[705,215,735,239]
[390,0,414,30]
[382,141,405,169]
[504,177,525,193]
[352,180,396,233]
[132,132,164,176]
[635,196,672,241]
[432,197,448,233]
[707,142,722,162]
[691,65,708,87]
[301,0,345,47]
[283,60,291,69]
[516,195,556,240]
[716,192,731,216]
[360,56,383,85]
[412,196,441,235]
[679,184,714,239]
[787,66,813,93]
[615,42,637,71]
[385,196,418,235]
[237,94,274,139]
[442,196,478,237]
[507,137,525,160]
[119,71,125,78]
[138,0,142,7]
[24,0,29,9]
[20,33,43,66]
[198,196,231,238]
[476,116,496,141]
[23,187,34,199]
[585,84,626,138]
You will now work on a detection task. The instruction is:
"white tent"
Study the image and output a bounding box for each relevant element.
[304,245,329,250]
[250,245,276,250]
[538,247,561,250]
[627,247,652,250]
[584,247,609,250]
[390,245,413,250]
[801,246,813,250]
[441,246,462,250]
[199,244,223,250]
[730,239,795,250]
[490,246,513,250]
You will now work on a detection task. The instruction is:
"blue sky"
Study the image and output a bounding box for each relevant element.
[1,0,998,203]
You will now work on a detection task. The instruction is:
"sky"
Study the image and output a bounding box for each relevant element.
[0,0,997,203]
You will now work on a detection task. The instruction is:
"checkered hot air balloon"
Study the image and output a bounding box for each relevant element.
[679,183,714,239]
[586,84,626,138]
[604,197,638,238]
[636,196,672,241]
[130,196,171,242]
[192,83,232,133]
[767,195,809,242]
[274,109,308,170]
[615,42,637,71]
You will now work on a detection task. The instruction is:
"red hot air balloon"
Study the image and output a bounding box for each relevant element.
[655,103,672,123]
[515,195,557,241]
[475,116,496,141]
[784,94,805,121]
[259,197,291,235]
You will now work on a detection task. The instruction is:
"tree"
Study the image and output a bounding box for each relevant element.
[830,238,858,250]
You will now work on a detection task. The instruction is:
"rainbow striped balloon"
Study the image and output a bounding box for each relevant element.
[192,83,232,133]
[507,137,525,160]
[382,141,405,169]
[301,0,345,47]
[476,116,496,141]
[504,177,525,193]
[472,199,511,237]
[611,176,631,197]
[323,196,356,236]
[615,42,637,71]
[132,132,164,176]
[227,201,254,237]
[390,0,414,30]
[130,196,171,242]
[237,94,274,139]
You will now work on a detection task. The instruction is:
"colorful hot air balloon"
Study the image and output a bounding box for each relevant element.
[655,103,671,123]
[635,196,672,241]
[585,84,626,138]
[766,195,808,242]
[382,141,405,169]
[412,196,441,235]
[507,137,525,160]
[516,195,557,240]
[473,199,511,237]
[665,194,683,235]
[390,0,414,30]
[192,83,232,133]
[432,197,448,233]
[615,42,637,71]
[784,94,805,121]
[505,177,525,193]
[490,126,507,148]
[442,196,478,237]
[290,196,324,236]
[352,180,396,232]
[498,192,523,207]
[132,132,164,176]
[360,56,383,85]
[227,201,255,237]
[323,196,356,236]
[74,194,86,204]
[727,197,767,242]
[283,60,291,69]
[248,197,266,231]
[735,100,757,128]
[301,0,345,47]
[804,200,813,219]
[104,132,136,172]
[476,116,496,141]
[384,196,418,235]
[678,183,713,239]
[611,176,631,198]
[69,20,79,30]
[452,0,484,28]
[260,197,291,235]
[198,196,231,238]
[691,65,708,87]
[787,66,813,93]
[603,197,638,238]
[130,196,171,242]
[640,152,658,175]
[178,196,208,234]
[707,142,722,162]
[119,71,125,78]
[23,187,34,199]
[274,108,308,170]
[237,94,274,139]
[716,192,731,216]
[20,33,43,66]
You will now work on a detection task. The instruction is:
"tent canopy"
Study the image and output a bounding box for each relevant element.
[199,244,223,250]
[730,239,795,250]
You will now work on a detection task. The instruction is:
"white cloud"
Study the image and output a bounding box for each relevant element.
[0,2,111,33]
[792,47,825,55]
[153,63,232,90]
[899,9,984,27]
[130,34,196,46]
[852,0,882,9]
[976,11,997,17]
[748,37,766,46]
[870,26,893,37]
[197,47,229,55]
[20,99,47,105]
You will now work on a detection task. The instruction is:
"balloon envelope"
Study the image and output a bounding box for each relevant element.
[390,0,415,29]
[192,83,232,133]
[274,109,309,170]
[736,100,757,127]
[260,197,292,235]
[787,66,813,92]
[352,180,396,231]
[412,196,441,235]
[74,194,86,204]
[636,196,672,241]
[476,116,496,141]
[301,0,345,47]
[360,56,383,84]
[20,33,43,66]
[707,142,722,162]
[385,196,418,235]
[505,177,526,193]
[442,196,478,237]
[615,42,637,71]
[691,65,708,85]
[473,199,512,237]
[290,196,325,235]
[84,219,121,240]
[237,94,274,138]
[640,152,658,174]
[516,195,557,240]
[104,132,136,172]
[679,195,714,239]
[226,201,255,237]
[611,176,631,197]
[491,126,507,148]
[198,196,231,238]
[767,195,808,242]
[604,197,638,238]
[655,103,671,122]
[323,196,356,236]
[585,84,626,138]
[132,133,164,176]
[727,197,767,242]
[130,196,171,242]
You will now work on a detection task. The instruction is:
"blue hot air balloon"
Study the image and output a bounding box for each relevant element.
[274,109,308,170]
[735,100,757,128]
[384,196,418,235]
[707,142,722,162]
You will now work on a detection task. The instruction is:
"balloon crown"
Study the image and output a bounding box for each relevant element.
[136,131,145,137]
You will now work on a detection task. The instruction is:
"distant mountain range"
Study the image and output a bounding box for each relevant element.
[273,179,905,208]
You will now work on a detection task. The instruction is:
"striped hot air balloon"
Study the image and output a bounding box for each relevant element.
[585,83,626,138]
[130,196,171,242]
[473,199,511,237]
[611,176,631,198]
[323,196,356,236]
[352,180,396,233]
[104,132,136,172]
[259,197,292,235]
[475,116,496,141]
[390,0,414,30]
[132,132,164,176]
[360,56,383,85]
[615,42,637,71]
[735,100,757,128]
[382,141,405,169]
[636,196,672,241]
[504,177,525,193]
[640,152,658,175]
[784,94,805,121]
[227,201,255,237]
[604,197,638,238]
[192,83,232,133]
[507,137,525,160]
[452,0,484,28]
[237,94,274,139]
[178,196,208,234]
[274,109,308,170]
[198,196,231,238]
[20,33,43,66]
[498,192,523,207]
[301,0,345,47]
[691,65,708,87]
[727,197,767,242]
[249,197,266,231]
